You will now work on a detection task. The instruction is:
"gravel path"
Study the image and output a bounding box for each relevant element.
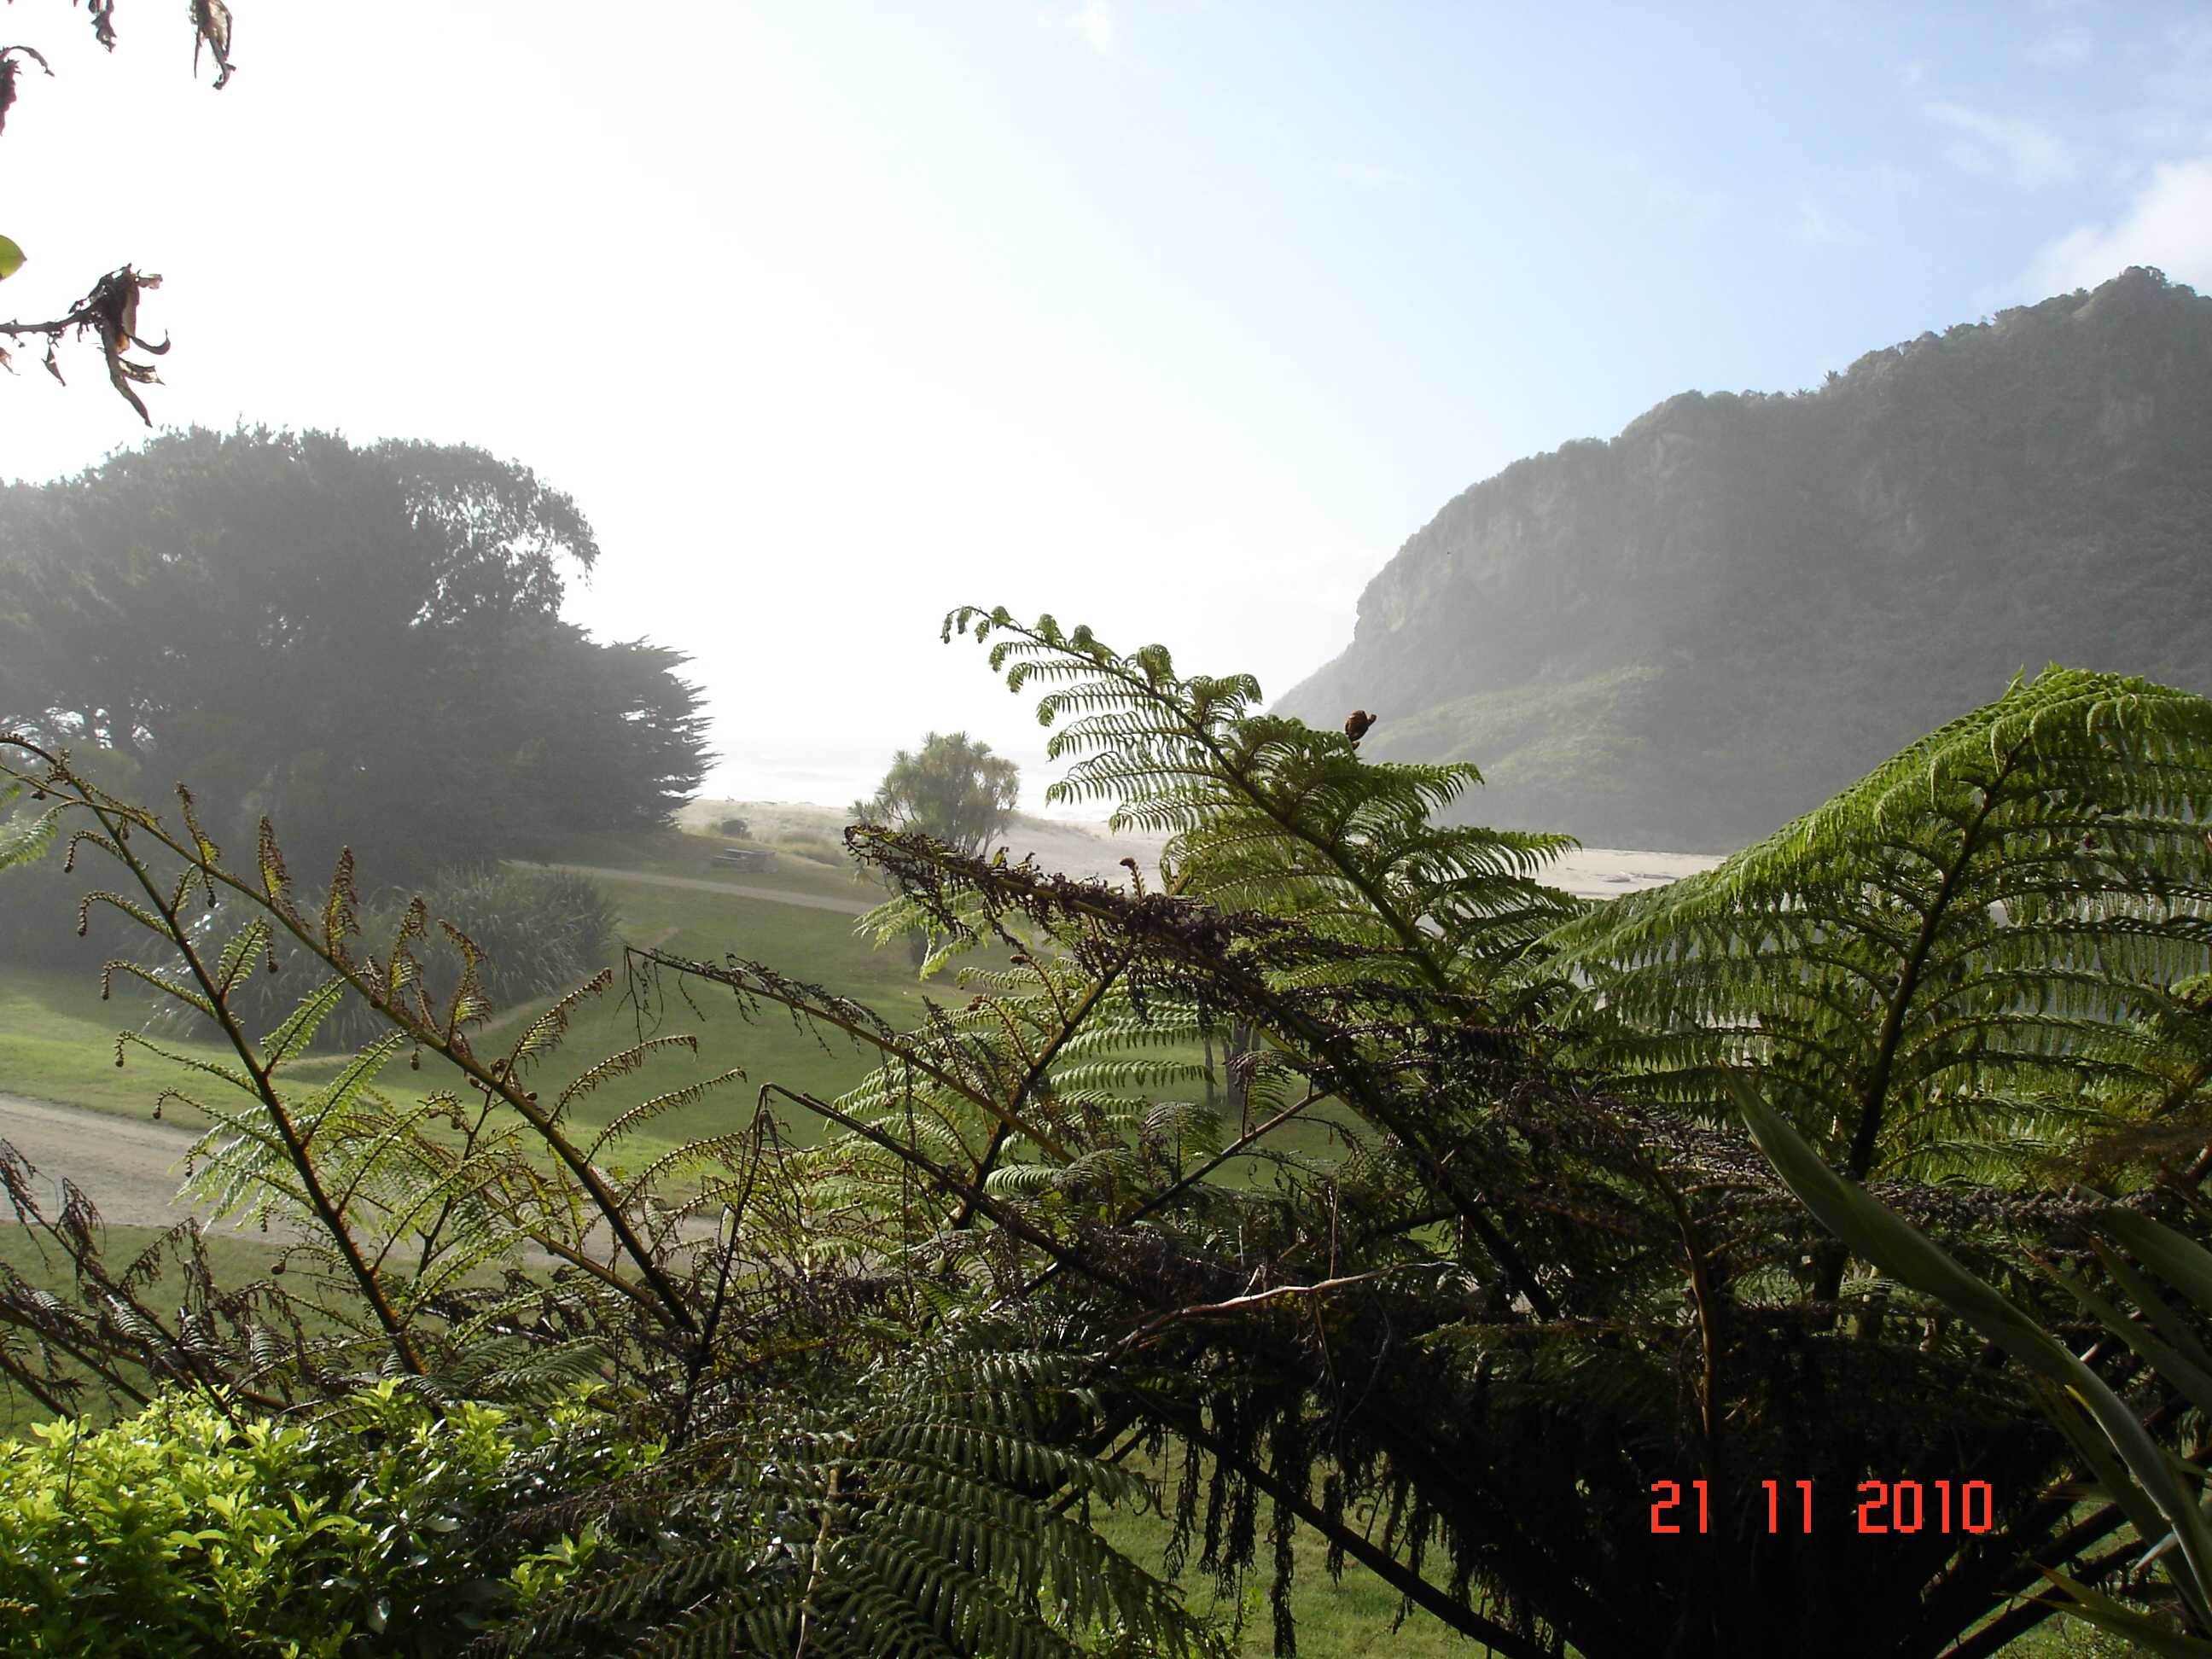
[0,1091,720,1257]
[0,1090,201,1229]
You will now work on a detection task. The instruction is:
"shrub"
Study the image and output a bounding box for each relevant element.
[143,865,620,1053]
[0,1382,655,1658]
[414,865,620,1007]
[715,815,749,840]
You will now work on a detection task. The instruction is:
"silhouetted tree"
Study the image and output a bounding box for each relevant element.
[0,427,711,899]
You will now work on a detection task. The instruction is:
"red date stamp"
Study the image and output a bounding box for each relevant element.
[1650,1479,1995,1534]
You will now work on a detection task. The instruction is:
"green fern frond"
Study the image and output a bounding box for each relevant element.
[1548,667,2212,1190]
[945,606,1585,1000]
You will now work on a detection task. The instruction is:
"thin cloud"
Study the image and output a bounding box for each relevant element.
[1928,102,2087,189]
[1792,199,1871,247]
[1038,0,1118,56]
[2024,153,2212,294]
[2146,17,2212,111]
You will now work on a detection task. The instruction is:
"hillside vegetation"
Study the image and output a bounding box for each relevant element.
[1278,267,2212,850]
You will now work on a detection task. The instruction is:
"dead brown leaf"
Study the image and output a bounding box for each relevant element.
[190,0,233,87]
[0,44,53,138]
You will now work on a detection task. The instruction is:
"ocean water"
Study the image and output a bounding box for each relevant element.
[698,742,1723,899]
[704,738,1081,818]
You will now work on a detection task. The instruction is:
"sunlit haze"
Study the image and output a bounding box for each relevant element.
[6,1,2209,807]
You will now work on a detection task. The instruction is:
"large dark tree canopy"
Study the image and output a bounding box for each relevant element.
[0,427,708,890]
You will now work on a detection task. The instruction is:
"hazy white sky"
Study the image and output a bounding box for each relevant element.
[5,1,2210,805]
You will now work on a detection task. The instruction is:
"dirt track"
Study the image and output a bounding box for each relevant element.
[0,1090,203,1229]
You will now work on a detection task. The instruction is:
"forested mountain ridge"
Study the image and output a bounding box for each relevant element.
[1276,266,2212,851]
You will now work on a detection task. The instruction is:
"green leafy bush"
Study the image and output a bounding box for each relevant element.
[0,1382,652,1657]
[407,865,620,1008]
[144,864,619,1053]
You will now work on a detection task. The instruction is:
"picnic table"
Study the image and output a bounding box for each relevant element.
[711,846,777,873]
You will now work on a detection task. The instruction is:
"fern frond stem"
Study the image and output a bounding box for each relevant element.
[2,748,690,1344]
[1243,992,1562,1318]
[45,1242,243,1420]
[1914,1386,2188,1651]
[854,843,1563,1314]
[1045,1423,1150,1517]
[73,783,701,1336]
[981,991,1046,1073]
[321,1111,430,1225]
[672,1130,764,1452]
[73,789,429,1375]
[1850,763,2019,1182]
[1024,1088,1327,1301]
[1155,1402,1554,1659]
[1812,759,2023,1307]
[1112,1266,1429,1354]
[2153,986,2212,1132]
[2186,1137,2212,1188]
[643,951,1075,1164]
[0,1353,72,1421]
[759,1085,1149,1300]
[954,941,1143,1228]
[974,612,1461,992]
[1664,1180,1725,1487]
[791,1464,841,1659]
[384,1030,696,1335]
[861,857,1562,1318]
[952,1121,1016,1231]
[0,1307,154,1411]
[518,1229,670,1319]
[1929,1522,2133,1659]
[1196,750,1458,993]
[412,1081,506,1282]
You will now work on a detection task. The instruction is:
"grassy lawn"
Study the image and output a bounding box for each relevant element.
[0,847,1221,1161]
[0,1223,282,1438]
[527,824,873,904]
[481,870,946,1149]
[0,865,954,1153]
[0,970,338,1129]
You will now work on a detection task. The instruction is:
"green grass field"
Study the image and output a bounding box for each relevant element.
[0,858,928,1144]
[529,823,873,903]
[0,1223,282,1438]
[0,841,1238,1166]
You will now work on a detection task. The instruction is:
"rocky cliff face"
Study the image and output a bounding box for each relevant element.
[1275,268,2212,851]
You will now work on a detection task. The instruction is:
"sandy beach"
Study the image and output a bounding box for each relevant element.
[682,800,1724,899]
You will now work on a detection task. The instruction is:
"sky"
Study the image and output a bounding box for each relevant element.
[4,0,2210,809]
